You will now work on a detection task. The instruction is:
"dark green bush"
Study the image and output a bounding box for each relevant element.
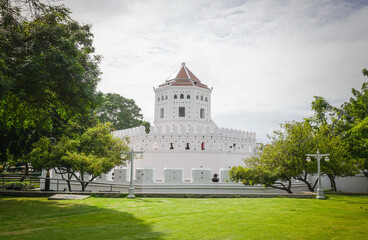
[5,182,28,190]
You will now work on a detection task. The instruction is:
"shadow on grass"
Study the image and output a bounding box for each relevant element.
[0,197,163,240]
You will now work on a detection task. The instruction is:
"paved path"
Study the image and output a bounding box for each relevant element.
[48,194,90,200]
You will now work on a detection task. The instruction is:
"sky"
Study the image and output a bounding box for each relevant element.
[62,0,368,143]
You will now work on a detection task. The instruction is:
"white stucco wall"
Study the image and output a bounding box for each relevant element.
[310,173,368,192]
[129,150,252,180]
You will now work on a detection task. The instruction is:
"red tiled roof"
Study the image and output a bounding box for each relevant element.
[186,68,200,82]
[176,67,189,79]
[159,62,210,90]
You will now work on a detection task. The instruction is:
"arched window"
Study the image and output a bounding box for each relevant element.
[157,97,160,101]
[174,95,177,99]
[161,95,164,100]
[201,142,205,150]
[201,95,204,101]
[165,95,168,100]
[196,95,199,100]
[205,97,208,102]
[180,94,184,99]
[187,95,190,99]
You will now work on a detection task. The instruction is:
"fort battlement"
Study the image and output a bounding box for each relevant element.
[113,125,256,153]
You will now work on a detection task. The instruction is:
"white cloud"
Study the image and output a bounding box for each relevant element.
[64,0,368,142]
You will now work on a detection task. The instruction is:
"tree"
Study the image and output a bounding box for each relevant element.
[311,96,333,126]
[338,69,368,178]
[96,93,150,131]
[278,121,318,191]
[230,121,317,194]
[0,0,101,172]
[314,126,357,192]
[348,117,368,178]
[230,120,354,193]
[31,123,129,191]
[309,96,358,191]
[310,69,368,180]
[231,154,294,194]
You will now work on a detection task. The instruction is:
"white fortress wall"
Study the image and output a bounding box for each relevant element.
[113,125,256,153]
[113,125,256,179]
[43,167,367,193]
[133,151,251,180]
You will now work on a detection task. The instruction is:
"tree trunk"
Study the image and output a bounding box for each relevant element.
[0,146,7,173]
[67,173,73,191]
[328,175,337,192]
[25,162,29,175]
[66,180,71,191]
[297,178,315,192]
[56,169,73,191]
[271,180,293,194]
[312,178,318,191]
[286,179,293,194]
[362,168,368,178]
[80,174,85,192]
[285,188,293,194]
[44,170,50,191]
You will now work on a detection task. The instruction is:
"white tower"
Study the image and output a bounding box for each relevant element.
[153,62,217,131]
[112,62,256,180]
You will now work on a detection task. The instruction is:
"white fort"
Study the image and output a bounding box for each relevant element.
[113,63,256,180]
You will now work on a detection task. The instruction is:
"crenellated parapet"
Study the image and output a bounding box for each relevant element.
[113,125,256,153]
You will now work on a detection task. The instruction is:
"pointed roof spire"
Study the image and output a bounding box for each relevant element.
[158,63,210,89]
[167,62,200,82]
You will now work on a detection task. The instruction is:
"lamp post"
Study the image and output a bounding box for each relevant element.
[121,149,144,199]
[306,150,330,199]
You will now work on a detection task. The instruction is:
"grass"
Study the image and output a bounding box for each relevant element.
[0,195,367,240]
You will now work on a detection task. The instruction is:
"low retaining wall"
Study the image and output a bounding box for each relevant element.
[41,178,309,195]
[0,190,316,198]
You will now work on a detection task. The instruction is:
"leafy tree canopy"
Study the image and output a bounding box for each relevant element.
[340,69,368,177]
[231,68,368,193]
[31,123,129,191]
[96,93,150,131]
[231,121,315,193]
[0,0,101,171]
[230,120,354,193]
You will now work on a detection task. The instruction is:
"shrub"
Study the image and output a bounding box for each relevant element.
[5,182,29,190]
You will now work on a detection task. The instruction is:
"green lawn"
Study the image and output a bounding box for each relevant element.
[0,195,367,240]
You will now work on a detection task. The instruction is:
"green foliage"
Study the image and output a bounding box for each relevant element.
[314,126,357,191]
[96,93,150,132]
[338,69,368,178]
[230,119,355,193]
[232,68,368,192]
[31,123,129,191]
[311,96,333,125]
[0,1,101,108]
[4,181,28,190]
[231,121,315,193]
[230,158,282,188]
[0,0,101,171]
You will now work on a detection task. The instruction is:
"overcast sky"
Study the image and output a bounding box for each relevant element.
[63,0,368,143]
